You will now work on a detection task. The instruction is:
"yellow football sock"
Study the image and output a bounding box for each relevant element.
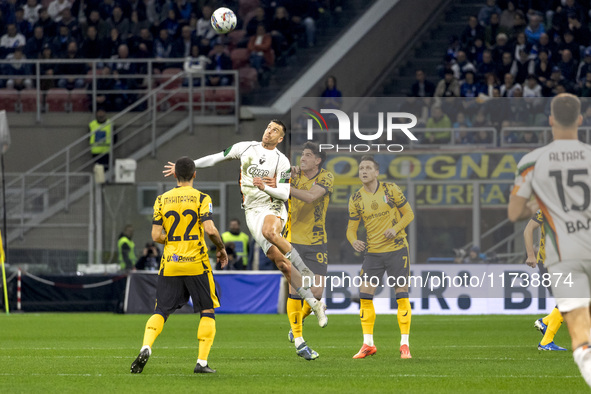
[541,307,563,346]
[142,314,165,348]
[302,302,313,320]
[197,316,216,361]
[397,297,411,335]
[287,297,303,338]
[360,298,376,335]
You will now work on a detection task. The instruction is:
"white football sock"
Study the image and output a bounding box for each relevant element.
[140,345,152,356]
[363,334,374,347]
[294,337,305,348]
[401,334,409,347]
[197,359,208,367]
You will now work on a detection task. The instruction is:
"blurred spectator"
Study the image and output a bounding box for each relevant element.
[0,23,26,57]
[39,43,56,91]
[60,8,80,41]
[567,13,590,47]
[451,50,475,80]
[473,127,494,144]
[435,69,460,97]
[453,112,473,144]
[491,33,510,63]
[135,242,161,271]
[159,8,180,39]
[194,5,216,51]
[577,47,591,86]
[500,0,516,30]
[556,0,585,32]
[500,72,521,97]
[173,24,194,58]
[478,0,501,26]
[24,25,45,58]
[485,12,507,48]
[34,7,57,38]
[110,44,138,106]
[446,35,461,60]
[81,25,102,58]
[284,0,319,47]
[5,47,32,90]
[512,32,531,61]
[523,74,542,97]
[207,39,232,86]
[437,54,455,79]
[542,66,564,96]
[102,27,124,59]
[246,6,269,37]
[462,246,485,263]
[248,24,273,76]
[477,50,496,79]
[482,72,499,96]
[95,66,116,111]
[510,49,532,84]
[98,0,116,21]
[496,51,513,81]
[117,224,136,271]
[153,27,173,65]
[460,15,485,49]
[510,10,527,38]
[23,0,41,25]
[129,27,153,59]
[57,41,86,89]
[460,70,479,97]
[221,218,250,270]
[558,48,577,83]
[524,11,545,45]
[521,129,539,144]
[467,37,485,64]
[82,10,110,40]
[533,48,553,85]
[171,0,191,25]
[411,69,435,97]
[47,0,71,23]
[581,72,591,97]
[320,75,342,109]
[425,105,452,143]
[270,6,296,60]
[532,33,556,62]
[129,10,149,38]
[14,7,32,38]
[558,30,579,63]
[128,0,147,23]
[51,24,72,57]
[107,5,129,41]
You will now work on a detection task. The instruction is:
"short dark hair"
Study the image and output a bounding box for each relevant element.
[270,119,286,136]
[359,155,379,171]
[551,93,581,127]
[229,218,241,225]
[175,156,196,181]
[302,142,326,167]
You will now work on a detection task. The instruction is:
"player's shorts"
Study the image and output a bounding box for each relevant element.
[155,271,220,315]
[245,204,288,255]
[547,260,591,313]
[360,246,410,287]
[292,243,328,276]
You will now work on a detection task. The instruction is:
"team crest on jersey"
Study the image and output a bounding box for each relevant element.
[259,156,266,164]
[371,200,378,210]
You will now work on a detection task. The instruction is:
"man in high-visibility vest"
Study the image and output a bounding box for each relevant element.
[221,218,250,270]
[89,108,112,167]
[118,224,137,271]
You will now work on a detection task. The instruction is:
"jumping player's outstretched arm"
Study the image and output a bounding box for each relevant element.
[162,142,253,177]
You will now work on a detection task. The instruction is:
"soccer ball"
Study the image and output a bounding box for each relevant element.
[211,7,237,34]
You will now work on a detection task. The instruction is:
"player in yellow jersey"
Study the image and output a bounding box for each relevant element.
[524,209,566,351]
[131,157,228,374]
[285,142,334,360]
[347,155,414,360]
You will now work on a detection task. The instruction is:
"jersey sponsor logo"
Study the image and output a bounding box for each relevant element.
[246,164,270,178]
[365,210,389,221]
[167,254,197,263]
[259,156,266,164]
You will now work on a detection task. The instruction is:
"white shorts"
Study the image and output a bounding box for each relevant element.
[245,204,288,255]
[547,260,591,313]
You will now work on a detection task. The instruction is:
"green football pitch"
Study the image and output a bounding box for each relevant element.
[0,313,587,393]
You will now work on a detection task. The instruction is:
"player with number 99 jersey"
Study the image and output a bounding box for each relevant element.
[153,186,213,276]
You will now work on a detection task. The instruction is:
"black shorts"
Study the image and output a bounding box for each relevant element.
[155,271,220,315]
[293,243,328,276]
[361,246,410,287]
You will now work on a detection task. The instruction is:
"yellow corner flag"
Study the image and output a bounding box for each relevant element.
[0,229,8,315]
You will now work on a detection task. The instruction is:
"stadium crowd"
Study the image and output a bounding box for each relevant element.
[408,0,591,145]
[0,0,342,110]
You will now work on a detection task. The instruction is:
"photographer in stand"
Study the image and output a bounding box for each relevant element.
[135,242,161,271]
